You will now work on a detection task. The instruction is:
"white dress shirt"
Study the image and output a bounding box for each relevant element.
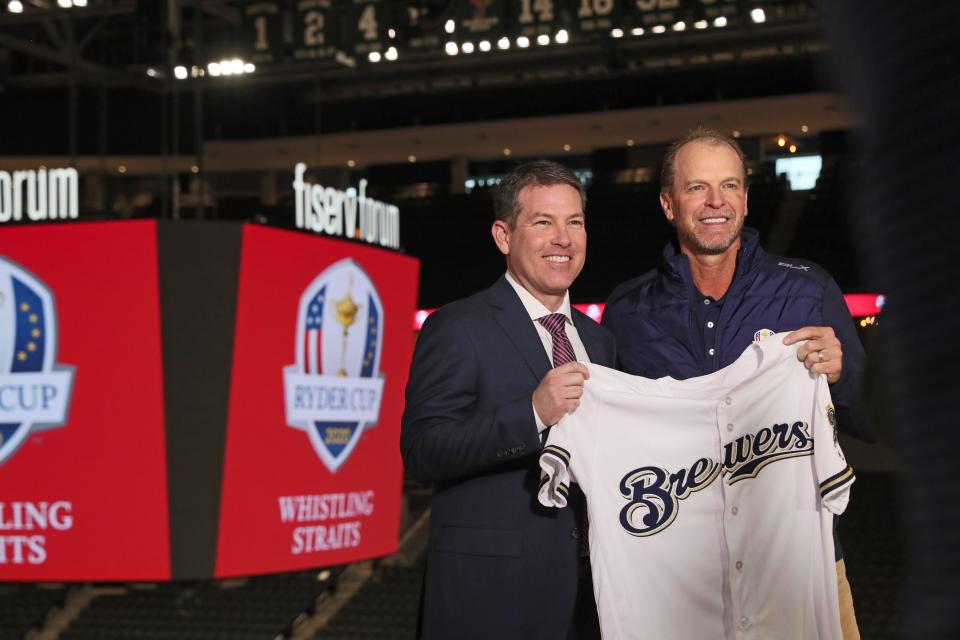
[504,271,590,433]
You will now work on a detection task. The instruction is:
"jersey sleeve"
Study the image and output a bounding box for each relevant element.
[538,364,617,508]
[812,374,856,514]
[538,427,576,509]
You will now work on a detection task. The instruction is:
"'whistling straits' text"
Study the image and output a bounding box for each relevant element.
[278,491,374,555]
[0,501,73,564]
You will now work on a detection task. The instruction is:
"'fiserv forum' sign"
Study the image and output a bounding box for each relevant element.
[0,168,79,224]
[293,163,399,249]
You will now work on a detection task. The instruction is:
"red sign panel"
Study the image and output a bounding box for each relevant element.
[215,225,419,577]
[0,221,170,581]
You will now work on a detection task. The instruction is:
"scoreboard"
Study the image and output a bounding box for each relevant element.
[237,0,802,64]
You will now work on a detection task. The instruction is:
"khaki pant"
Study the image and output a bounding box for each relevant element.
[836,559,861,640]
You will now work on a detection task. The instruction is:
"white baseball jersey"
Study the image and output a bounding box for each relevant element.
[539,336,854,640]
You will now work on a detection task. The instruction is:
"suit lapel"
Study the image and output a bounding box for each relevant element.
[489,277,552,382]
[572,311,608,366]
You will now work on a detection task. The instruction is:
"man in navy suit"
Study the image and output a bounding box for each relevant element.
[401,160,616,639]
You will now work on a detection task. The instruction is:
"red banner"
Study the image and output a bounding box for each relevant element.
[0,221,170,581]
[215,225,419,577]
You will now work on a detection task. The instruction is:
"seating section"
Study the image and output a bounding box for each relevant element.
[745,173,788,241]
[59,569,341,640]
[574,181,672,303]
[313,560,424,640]
[0,583,68,640]
[397,190,503,311]
[787,157,864,290]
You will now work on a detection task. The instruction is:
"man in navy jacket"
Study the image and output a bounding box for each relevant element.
[603,128,869,639]
[402,160,616,639]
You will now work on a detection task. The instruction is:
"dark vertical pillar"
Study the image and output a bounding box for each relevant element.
[824,3,960,638]
[194,3,205,219]
[157,220,242,579]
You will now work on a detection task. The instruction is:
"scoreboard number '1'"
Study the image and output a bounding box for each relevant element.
[254,15,269,51]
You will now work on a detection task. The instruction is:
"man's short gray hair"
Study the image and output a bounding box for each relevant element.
[660,127,748,193]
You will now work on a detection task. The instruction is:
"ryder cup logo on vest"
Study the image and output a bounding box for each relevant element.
[0,256,75,466]
[283,258,385,473]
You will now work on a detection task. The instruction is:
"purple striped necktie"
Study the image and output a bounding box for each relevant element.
[538,313,590,559]
[538,313,576,367]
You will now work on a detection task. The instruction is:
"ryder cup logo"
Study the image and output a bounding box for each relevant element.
[0,256,75,466]
[283,258,385,473]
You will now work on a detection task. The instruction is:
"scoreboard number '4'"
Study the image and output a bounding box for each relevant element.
[358,4,378,41]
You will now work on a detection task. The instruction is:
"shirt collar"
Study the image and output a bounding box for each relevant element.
[661,227,762,278]
[504,271,573,323]
[660,227,764,302]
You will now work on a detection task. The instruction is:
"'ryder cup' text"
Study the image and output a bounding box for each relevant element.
[0,373,73,423]
[283,374,384,424]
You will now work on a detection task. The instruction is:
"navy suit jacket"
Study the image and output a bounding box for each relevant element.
[401,276,616,640]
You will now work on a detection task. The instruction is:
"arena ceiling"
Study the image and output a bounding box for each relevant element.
[0,1,833,155]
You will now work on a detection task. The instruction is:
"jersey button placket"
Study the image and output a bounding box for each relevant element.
[722,395,748,636]
[704,302,718,361]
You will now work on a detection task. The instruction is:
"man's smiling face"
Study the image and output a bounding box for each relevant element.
[492,183,586,311]
[661,140,748,257]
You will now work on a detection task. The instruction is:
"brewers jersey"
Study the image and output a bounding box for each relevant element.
[539,336,854,639]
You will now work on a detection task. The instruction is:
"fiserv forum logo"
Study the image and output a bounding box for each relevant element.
[0,256,75,466]
[283,258,385,473]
